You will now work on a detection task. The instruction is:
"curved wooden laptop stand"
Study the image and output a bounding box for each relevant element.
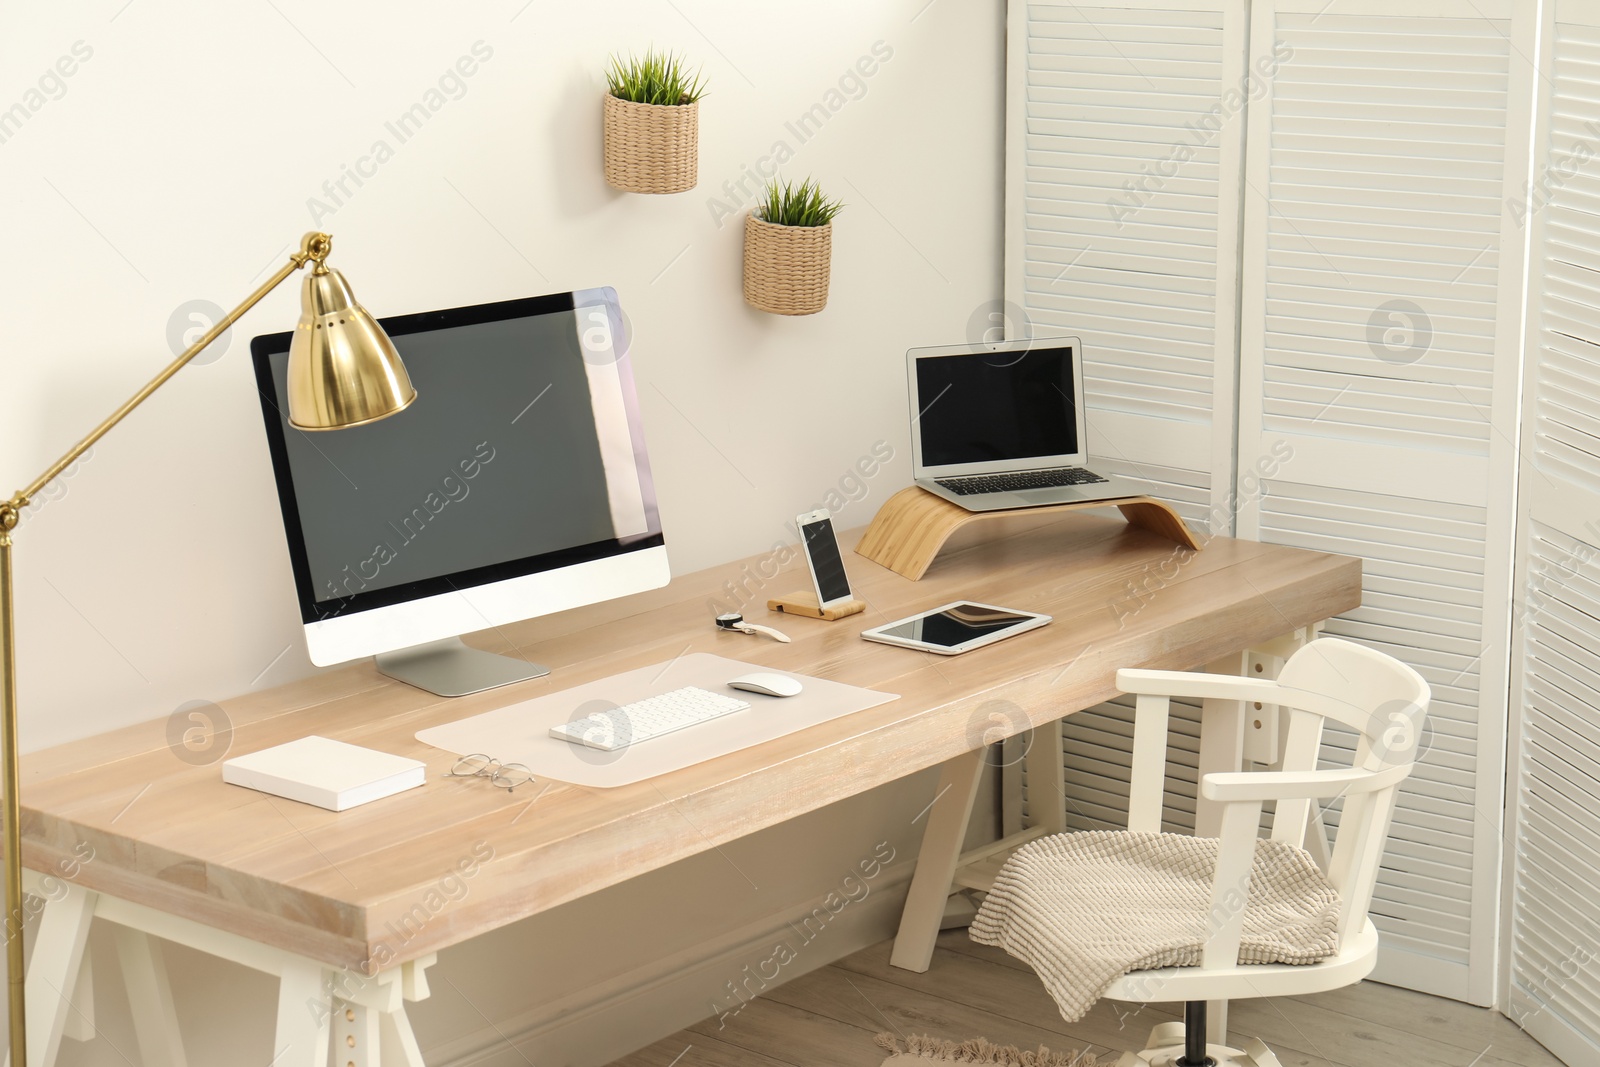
[855,485,1201,581]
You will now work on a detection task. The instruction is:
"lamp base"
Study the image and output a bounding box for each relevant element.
[375,636,549,697]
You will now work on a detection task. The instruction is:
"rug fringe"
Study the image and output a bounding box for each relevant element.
[875,1032,1100,1065]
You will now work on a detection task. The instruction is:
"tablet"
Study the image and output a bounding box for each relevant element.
[861,601,1051,655]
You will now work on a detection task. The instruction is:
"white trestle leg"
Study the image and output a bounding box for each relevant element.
[113,927,189,1067]
[19,869,437,1067]
[13,882,96,1067]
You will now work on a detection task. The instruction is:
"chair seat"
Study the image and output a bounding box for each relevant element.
[1102,918,1379,1004]
[972,830,1343,1022]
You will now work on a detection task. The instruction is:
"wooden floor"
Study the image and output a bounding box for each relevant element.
[609,930,1564,1067]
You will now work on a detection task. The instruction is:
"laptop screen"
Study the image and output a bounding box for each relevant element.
[915,344,1079,467]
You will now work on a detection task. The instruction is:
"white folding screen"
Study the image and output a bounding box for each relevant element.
[1234,0,1529,1005]
[1007,0,1533,1007]
[1004,0,1245,531]
[1004,0,1247,856]
[1505,2,1600,1060]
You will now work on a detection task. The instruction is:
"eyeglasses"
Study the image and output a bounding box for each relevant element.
[443,753,535,793]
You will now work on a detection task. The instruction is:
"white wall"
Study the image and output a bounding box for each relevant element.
[0,0,1004,752]
[2,1,1005,1062]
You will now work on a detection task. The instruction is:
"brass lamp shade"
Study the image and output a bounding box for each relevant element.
[0,230,419,1067]
[287,267,416,430]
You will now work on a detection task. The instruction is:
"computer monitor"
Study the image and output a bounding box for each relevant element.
[251,287,668,696]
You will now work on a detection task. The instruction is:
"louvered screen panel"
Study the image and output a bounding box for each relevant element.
[1507,7,1600,1062]
[1259,482,1484,969]
[1006,0,1244,868]
[1088,456,1212,529]
[1509,523,1600,1064]
[1007,0,1241,530]
[1533,18,1600,500]
[1235,0,1528,1004]
[1255,11,1506,457]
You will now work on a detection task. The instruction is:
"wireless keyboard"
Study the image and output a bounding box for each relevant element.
[548,686,751,752]
[935,467,1109,495]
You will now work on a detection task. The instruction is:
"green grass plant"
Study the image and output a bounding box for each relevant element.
[755,177,843,227]
[605,50,706,106]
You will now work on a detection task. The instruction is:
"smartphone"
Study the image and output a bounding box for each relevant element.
[797,509,855,609]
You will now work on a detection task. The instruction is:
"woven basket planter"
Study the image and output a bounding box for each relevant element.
[603,94,698,194]
[743,215,833,315]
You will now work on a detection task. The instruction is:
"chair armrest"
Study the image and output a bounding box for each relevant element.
[1116,668,1281,704]
[1121,671,1284,833]
[1201,762,1411,803]
[1200,797,1264,969]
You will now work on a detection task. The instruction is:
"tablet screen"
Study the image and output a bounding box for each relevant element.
[877,603,1037,648]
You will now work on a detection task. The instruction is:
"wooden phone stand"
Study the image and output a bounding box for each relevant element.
[767,590,866,620]
[855,485,1201,581]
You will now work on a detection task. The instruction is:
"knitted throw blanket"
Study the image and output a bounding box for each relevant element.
[970,831,1340,1022]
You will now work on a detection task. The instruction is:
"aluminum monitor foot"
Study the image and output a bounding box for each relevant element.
[375,636,549,697]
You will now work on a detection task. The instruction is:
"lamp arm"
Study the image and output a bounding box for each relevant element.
[1,231,333,525]
[0,229,332,1067]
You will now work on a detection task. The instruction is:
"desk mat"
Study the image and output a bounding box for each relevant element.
[415,653,899,788]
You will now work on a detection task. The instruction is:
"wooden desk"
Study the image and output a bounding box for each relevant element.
[19,510,1359,1067]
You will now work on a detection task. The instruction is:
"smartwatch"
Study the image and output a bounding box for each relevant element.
[715,612,791,644]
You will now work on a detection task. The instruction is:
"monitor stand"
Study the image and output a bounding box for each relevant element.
[374,636,550,697]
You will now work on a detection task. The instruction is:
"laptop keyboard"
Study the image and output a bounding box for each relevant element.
[935,467,1110,496]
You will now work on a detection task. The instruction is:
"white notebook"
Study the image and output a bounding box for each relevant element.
[222,736,426,812]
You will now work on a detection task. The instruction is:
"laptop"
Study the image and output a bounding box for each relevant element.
[908,336,1143,512]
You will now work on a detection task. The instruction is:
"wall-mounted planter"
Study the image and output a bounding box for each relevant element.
[743,215,832,315]
[603,94,698,194]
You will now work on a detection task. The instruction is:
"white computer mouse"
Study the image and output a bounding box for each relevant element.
[728,672,804,698]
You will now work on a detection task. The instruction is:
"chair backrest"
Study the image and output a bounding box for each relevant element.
[1269,638,1430,940]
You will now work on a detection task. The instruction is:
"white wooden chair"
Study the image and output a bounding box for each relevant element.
[1090,637,1428,1067]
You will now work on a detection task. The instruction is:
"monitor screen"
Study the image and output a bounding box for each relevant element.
[252,288,662,624]
[914,345,1079,467]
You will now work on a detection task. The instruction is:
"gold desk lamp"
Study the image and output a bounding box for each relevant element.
[0,231,415,1066]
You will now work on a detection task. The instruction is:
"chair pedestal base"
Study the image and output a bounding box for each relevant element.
[1117,1021,1282,1067]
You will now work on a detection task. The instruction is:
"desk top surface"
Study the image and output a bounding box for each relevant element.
[21,507,1361,971]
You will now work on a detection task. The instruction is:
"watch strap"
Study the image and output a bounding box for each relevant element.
[737,622,791,644]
